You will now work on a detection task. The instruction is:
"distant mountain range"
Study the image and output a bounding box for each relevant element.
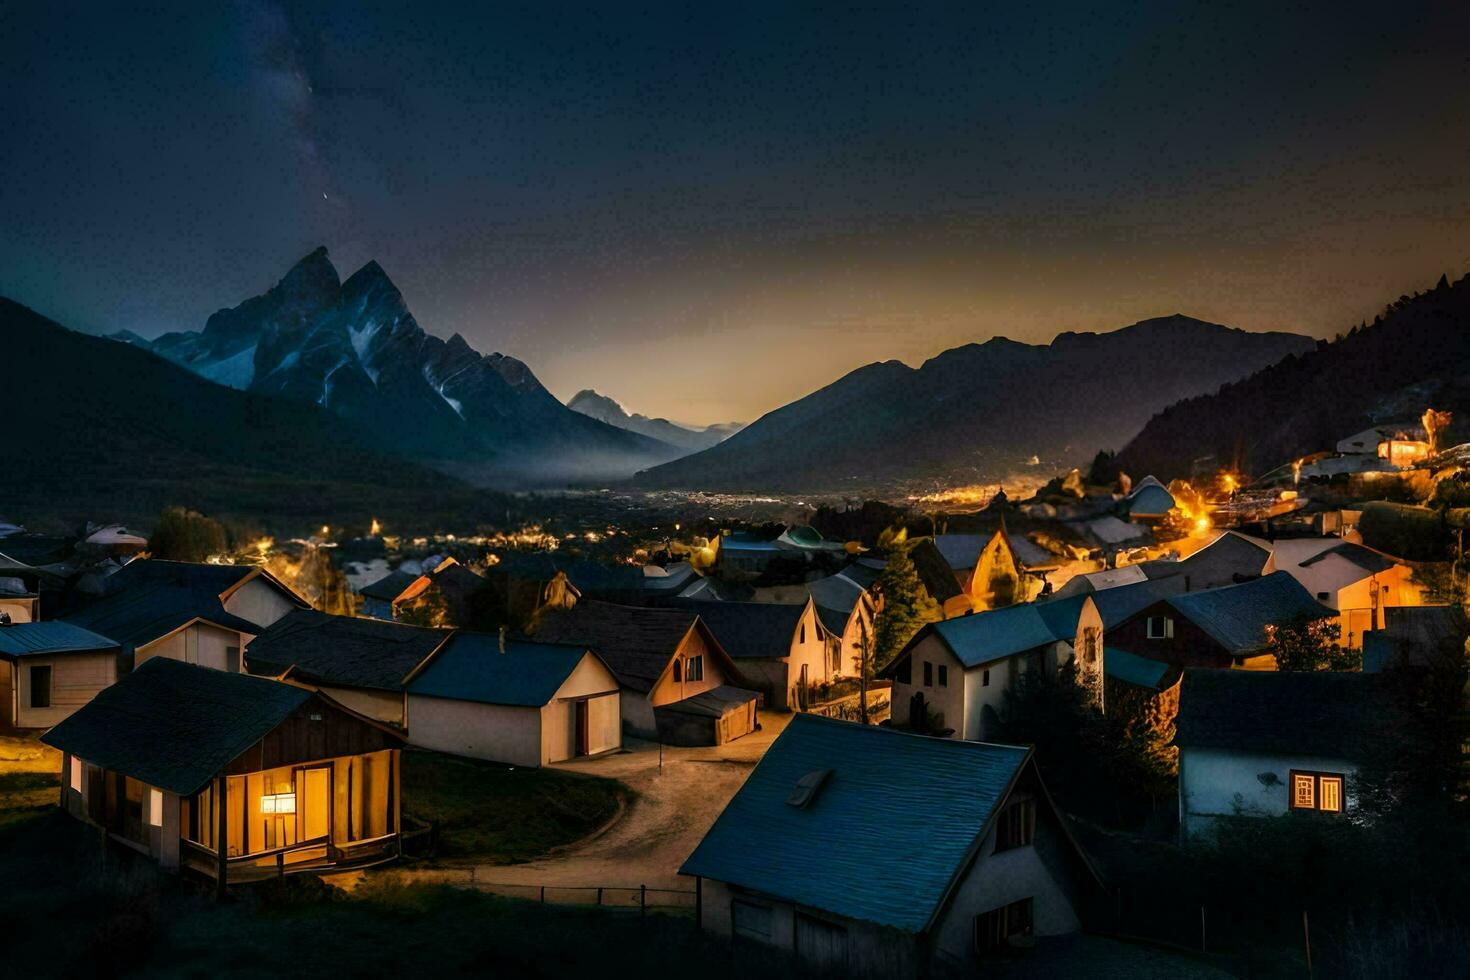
[0,297,504,531]
[111,248,682,485]
[634,315,1315,492]
[1117,273,1470,480]
[567,389,743,452]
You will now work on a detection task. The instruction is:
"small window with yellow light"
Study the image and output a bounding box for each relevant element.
[1289,770,1344,813]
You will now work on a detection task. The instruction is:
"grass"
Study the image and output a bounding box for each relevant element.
[0,735,61,829]
[400,749,626,862]
[0,814,812,979]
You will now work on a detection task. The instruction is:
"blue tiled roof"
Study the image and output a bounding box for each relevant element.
[680,713,1030,932]
[1086,577,1184,628]
[1165,571,1335,654]
[0,621,120,658]
[930,603,1068,668]
[1125,484,1176,517]
[1103,647,1170,689]
[720,533,782,553]
[408,635,594,707]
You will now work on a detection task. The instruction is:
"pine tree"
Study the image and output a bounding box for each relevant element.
[872,538,940,671]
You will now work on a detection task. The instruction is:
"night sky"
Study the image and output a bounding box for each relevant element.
[3,3,1467,424]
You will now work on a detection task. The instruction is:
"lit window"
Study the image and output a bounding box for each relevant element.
[1290,770,1346,813]
[148,788,163,827]
[261,793,297,814]
[70,757,82,793]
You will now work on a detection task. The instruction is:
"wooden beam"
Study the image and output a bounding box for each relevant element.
[215,775,228,899]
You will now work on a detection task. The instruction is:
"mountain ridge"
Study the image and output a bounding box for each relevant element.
[113,248,683,485]
[634,314,1314,492]
[566,389,743,452]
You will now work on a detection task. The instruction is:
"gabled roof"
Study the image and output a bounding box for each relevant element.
[806,571,868,615]
[42,658,314,796]
[1175,669,1392,759]
[1272,537,1400,597]
[65,582,262,651]
[661,599,808,659]
[1152,530,1272,590]
[908,539,964,604]
[933,531,1057,571]
[814,604,854,637]
[103,558,255,596]
[1087,577,1184,628]
[1125,483,1176,518]
[407,635,597,707]
[1164,571,1335,655]
[359,569,419,601]
[246,608,450,691]
[533,600,708,692]
[917,602,1070,671]
[680,713,1032,932]
[0,621,120,658]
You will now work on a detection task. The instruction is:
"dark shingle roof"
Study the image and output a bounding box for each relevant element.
[909,540,964,604]
[359,569,420,601]
[925,603,1070,669]
[680,714,1031,932]
[655,684,759,718]
[532,600,700,692]
[1166,572,1335,655]
[66,583,262,650]
[408,635,594,706]
[1363,605,1469,672]
[661,599,806,659]
[1175,669,1392,758]
[497,554,644,595]
[934,531,1058,571]
[839,558,884,591]
[806,572,867,615]
[0,621,119,658]
[104,559,255,596]
[1299,542,1397,575]
[246,608,450,691]
[41,658,313,795]
[815,604,853,637]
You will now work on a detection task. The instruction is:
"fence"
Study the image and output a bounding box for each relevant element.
[422,869,697,917]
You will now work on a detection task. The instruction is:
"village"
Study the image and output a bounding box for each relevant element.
[0,410,1465,978]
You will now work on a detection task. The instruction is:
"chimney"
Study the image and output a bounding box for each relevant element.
[499,625,507,654]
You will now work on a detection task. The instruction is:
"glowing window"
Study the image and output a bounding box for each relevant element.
[1290,770,1346,813]
[70,757,83,792]
[261,793,297,814]
[1319,776,1343,813]
[1291,773,1315,809]
[148,788,163,827]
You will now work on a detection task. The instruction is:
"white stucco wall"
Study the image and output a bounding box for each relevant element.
[1179,746,1357,841]
[888,634,969,735]
[223,576,299,629]
[10,651,116,728]
[407,695,543,767]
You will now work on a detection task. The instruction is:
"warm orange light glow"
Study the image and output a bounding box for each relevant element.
[1194,516,1211,533]
[370,518,381,536]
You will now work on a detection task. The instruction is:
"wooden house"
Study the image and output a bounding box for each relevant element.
[533,600,759,745]
[65,559,307,673]
[934,526,1061,612]
[1268,538,1426,646]
[662,597,831,711]
[881,595,1104,740]
[358,556,487,626]
[0,621,121,730]
[681,714,1100,979]
[42,658,403,891]
[404,634,621,767]
[1175,670,1390,842]
[1107,571,1336,670]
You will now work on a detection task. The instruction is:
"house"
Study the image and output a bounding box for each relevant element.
[1175,669,1390,841]
[1335,423,1430,467]
[42,658,404,891]
[1107,571,1336,670]
[489,554,698,623]
[881,595,1104,740]
[662,598,831,711]
[1363,605,1468,673]
[680,714,1100,978]
[805,570,875,678]
[908,539,970,618]
[245,608,450,725]
[65,559,308,673]
[404,634,621,767]
[0,576,39,624]
[1268,538,1426,646]
[0,621,121,729]
[1123,476,1177,522]
[934,526,1062,611]
[533,600,759,745]
[1053,530,1272,599]
[358,556,487,626]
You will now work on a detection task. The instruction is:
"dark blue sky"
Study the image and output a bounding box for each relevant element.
[3,2,1467,422]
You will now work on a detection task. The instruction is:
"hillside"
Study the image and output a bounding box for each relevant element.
[634,315,1312,492]
[1117,274,1470,480]
[567,389,741,452]
[0,298,506,531]
[114,248,681,485]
